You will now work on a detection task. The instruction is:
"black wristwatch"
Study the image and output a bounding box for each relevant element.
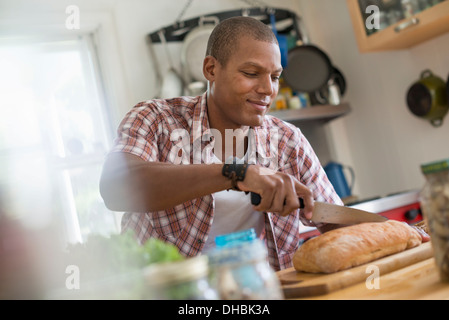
[222,157,250,191]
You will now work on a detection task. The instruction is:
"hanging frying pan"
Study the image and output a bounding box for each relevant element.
[281,14,333,93]
[282,44,333,93]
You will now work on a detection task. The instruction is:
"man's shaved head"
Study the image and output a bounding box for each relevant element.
[205,16,278,66]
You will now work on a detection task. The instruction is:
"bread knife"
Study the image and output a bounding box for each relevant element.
[250,192,388,225]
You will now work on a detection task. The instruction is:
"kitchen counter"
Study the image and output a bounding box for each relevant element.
[290,258,449,300]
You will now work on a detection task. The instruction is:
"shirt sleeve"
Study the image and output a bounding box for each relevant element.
[297,130,342,204]
[282,126,344,227]
[110,102,160,162]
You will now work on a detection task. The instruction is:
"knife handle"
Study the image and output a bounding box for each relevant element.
[250,192,305,209]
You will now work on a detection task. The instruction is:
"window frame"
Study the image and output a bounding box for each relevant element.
[0,9,130,244]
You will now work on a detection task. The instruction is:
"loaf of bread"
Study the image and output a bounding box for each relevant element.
[293,220,422,274]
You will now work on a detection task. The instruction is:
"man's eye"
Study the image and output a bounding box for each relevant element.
[243,72,257,77]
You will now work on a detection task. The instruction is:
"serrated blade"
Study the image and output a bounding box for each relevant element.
[311,202,388,225]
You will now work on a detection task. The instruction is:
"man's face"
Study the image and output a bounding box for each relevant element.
[205,36,282,129]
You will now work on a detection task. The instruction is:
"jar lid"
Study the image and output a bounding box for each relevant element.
[143,255,209,287]
[207,238,267,265]
[215,228,256,247]
[421,158,449,174]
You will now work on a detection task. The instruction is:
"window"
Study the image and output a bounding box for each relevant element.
[0,34,121,244]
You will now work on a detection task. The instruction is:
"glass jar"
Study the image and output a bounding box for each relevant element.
[207,229,284,300]
[420,158,449,282]
[143,256,217,299]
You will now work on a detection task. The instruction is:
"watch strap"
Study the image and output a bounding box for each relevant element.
[222,157,250,191]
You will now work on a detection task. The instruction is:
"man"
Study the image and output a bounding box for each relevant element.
[99,16,342,271]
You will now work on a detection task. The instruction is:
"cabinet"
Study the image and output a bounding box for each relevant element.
[347,0,449,52]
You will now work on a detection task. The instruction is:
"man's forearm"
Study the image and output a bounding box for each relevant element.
[99,152,231,212]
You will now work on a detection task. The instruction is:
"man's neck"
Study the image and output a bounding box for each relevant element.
[206,94,249,161]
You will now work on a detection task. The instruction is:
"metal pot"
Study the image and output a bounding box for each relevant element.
[406,69,449,127]
[447,73,449,108]
[313,66,346,105]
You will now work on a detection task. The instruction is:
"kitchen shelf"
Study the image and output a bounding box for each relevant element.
[268,102,351,124]
[347,0,449,52]
[148,7,303,43]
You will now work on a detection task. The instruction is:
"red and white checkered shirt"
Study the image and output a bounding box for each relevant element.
[110,93,342,271]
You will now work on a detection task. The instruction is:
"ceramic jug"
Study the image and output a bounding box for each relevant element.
[324,161,355,199]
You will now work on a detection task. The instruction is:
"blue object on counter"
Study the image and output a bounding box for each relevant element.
[324,161,355,199]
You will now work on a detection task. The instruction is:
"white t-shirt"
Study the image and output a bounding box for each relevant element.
[202,189,264,252]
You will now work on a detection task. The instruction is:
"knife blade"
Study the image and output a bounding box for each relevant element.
[310,202,388,225]
[250,192,387,225]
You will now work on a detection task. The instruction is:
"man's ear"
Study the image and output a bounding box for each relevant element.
[203,55,217,81]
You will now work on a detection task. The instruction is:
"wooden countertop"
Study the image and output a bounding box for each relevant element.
[294,258,449,300]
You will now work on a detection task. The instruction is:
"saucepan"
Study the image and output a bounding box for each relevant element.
[406,69,449,127]
[447,73,449,108]
[312,66,347,105]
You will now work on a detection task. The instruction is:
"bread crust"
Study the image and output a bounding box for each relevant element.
[293,220,422,273]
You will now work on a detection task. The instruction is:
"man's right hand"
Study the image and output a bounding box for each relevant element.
[236,165,314,217]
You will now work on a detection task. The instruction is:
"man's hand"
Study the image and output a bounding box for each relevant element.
[236,165,314,217]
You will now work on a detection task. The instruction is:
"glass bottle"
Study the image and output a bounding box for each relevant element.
[420,158,449,282]
[402,0,420,17]
[207,229,284,300]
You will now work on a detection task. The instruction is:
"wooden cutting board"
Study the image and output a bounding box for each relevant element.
[277,242,433,299]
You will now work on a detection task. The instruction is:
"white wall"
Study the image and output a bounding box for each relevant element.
[0,0,302,121]
[111,0,303,116]
[298,0,449,200]
[3,0,448,201]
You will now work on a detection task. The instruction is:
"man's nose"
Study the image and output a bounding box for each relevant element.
[256,75,275,96]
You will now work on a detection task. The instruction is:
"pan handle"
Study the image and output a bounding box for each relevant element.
[293,14,310,44]
[158,30,174,69]
[198,15,220,27]
[250,192,305,208]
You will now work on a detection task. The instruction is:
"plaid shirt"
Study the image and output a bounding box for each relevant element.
[111,93,342,271]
